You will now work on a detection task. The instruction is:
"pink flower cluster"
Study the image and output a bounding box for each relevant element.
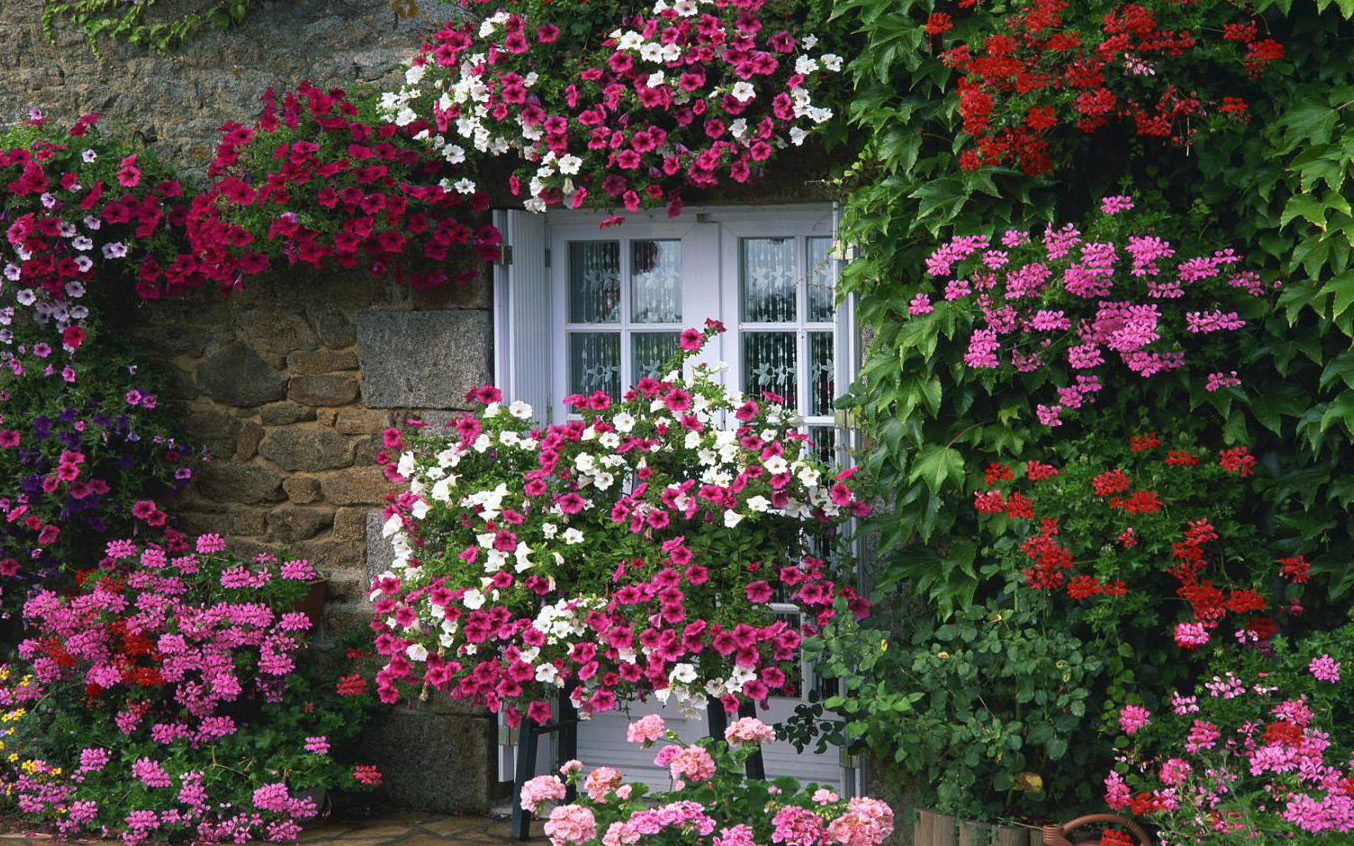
[384,0,840,220]
[527,719,893,846]
[917,196,1279,424]
[369,326,870,722]
[1107,653,1354,841]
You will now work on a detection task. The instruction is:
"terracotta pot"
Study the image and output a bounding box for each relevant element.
[294,578,328,629]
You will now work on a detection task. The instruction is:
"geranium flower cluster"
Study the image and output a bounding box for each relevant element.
[1105,633,1354,842]
[914,196,1277,427]
[0,535,381,843]
[522,714,893,846]
[928,0,1283,175]
[973,434,1307,650]
[379,0,841,221]
[369,323,870,725]
[1,113,187,330]
[186,82,502,294]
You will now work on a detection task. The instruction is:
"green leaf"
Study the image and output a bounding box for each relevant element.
[908,445,964,494]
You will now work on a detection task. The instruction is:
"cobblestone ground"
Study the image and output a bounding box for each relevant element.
[0,812,547,845]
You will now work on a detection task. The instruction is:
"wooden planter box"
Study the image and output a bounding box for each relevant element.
[914,810,1041,846]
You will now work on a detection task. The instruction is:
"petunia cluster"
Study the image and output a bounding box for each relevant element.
[185,82,502,295]
[523,714,893,846]
[379,0,841,222]
[369,322,870,725]
[0,535,381,843]
[928,0,1284,175]
[1105,632,1354,842]
[0,300,196,615]
[914,196,1278,427]
[1,113,187,335]
[974,434,1308,652]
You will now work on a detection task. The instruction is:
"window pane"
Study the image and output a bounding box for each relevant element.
[808,425,837,469]
[807,236,835,322]
[570,332,621,399]
[741,238,796,323]
[632,332,680,384]
[743,331,797,408]
[631,240,682,323]
[808,331,835,417]
[569,241,620,324]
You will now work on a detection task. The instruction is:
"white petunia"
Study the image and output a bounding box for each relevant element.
[746,495,771,513]
[463,589,486,610]
[558,154,582,175]
[795,56,819,75]
[406,643,429,662]
[454,178,477,194]
[397,452,417,478]
[613,412,636,433]
[509,400,533,419]
[563,528,585,545]
[821,53,843,72]
[723,510,744,528]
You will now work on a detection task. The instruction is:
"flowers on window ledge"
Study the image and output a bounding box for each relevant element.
[379,0,842,220]
[369,322,870,724]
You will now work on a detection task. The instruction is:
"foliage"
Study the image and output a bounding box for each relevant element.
[188,82,502,295]
[972,437,1307,650]
[832,0,1354,619]
[520,714,893,846]
[379,0,846,220]
[1106,619,1354,841]
[789,586,1105,822]
[789,429,1322,822]
[369,324,870,724]
[0,535,380,843]
[41,0,258,55]
[912,196,1278,432]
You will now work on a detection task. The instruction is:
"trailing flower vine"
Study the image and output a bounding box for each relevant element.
[369,325,870,724]
[379,0,843,222]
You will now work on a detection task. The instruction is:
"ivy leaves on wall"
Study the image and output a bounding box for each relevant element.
[42,0,258,55]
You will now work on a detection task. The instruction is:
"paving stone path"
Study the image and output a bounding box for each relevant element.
[0,812,546,845]
[297,812,545,846]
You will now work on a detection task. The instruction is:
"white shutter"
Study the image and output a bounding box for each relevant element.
[493,209,553,423]
[492,209,556,785]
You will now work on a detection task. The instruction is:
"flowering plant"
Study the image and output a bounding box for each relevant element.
[912,195,1278,428]
[973,433,1306,652]
[0,535,380,843]
[0,296,196,614]
[369,323,870,725]
[926,0,1284,175]
[1,113,189,317]
[187,82,502,294]
[379,0,842,220]
[521,714,893,846]
[1104,621,1354,842]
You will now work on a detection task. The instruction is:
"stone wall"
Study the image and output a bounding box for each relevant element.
[128,271,499,811]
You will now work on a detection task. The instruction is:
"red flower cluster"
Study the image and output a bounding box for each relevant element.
[936,0,1283,174]
[183,83,500,296]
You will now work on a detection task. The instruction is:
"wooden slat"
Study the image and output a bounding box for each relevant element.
[959,820,992,846]
[992,824,1028,846]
